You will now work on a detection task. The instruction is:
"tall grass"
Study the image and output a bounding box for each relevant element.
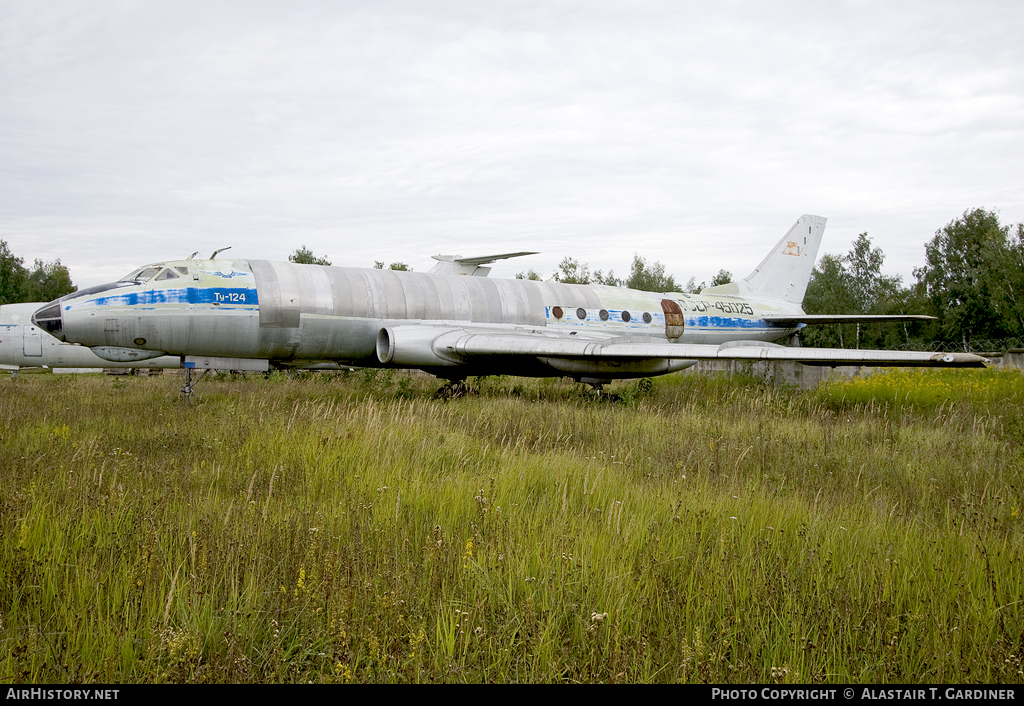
[1,368,1022,682]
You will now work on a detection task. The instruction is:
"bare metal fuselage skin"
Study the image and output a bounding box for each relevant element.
[34,214,986,376]
[0,303,180,371]
[42,259,800,379]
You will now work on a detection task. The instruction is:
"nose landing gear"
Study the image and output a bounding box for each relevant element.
[181,367,211,400]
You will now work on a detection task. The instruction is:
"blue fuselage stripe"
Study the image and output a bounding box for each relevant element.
[65,288,259,310]
[687,316,770,329]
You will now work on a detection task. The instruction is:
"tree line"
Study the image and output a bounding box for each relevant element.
[6,206,1018,353]
[291,244,722,291]
[803,208,1024,351]
[292,208,1024,352]
[289,246,410,271]
[0,241,77,305]
[515,254,732,294]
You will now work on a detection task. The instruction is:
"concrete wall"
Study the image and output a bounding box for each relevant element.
[687,349,1024,390]
[683,359,874,390]
[981,349,1024,370]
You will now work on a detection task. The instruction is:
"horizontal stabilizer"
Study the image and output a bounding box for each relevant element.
[429,251,539,277]
[0,302,45,324]
[764,314,936,326]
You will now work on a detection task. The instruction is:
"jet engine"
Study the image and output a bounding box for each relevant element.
[375,326,465,368]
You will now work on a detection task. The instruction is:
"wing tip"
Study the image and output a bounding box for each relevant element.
[930,352,989,368]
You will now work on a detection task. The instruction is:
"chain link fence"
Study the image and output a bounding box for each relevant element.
[889,338,1024,354]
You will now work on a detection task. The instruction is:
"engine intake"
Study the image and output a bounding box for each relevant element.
[376,326,465,368]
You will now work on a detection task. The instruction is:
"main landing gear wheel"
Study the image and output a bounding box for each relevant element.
[433,378,477,399]
[577,377,621,402]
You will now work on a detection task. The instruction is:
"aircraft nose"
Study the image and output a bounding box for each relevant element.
[32,301,64,340]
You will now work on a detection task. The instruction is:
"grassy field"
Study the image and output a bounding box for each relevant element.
[1,367,1023,683]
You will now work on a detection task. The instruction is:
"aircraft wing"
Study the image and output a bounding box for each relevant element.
[764,314,936,325]
[438,331,983,366]
[383,326,987,368]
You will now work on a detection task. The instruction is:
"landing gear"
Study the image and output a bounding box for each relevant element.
[577,377,621,402]
[180,367,211,400]
[433,378,477,399]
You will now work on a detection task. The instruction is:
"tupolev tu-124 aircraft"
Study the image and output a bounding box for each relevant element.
[31,215,985,387]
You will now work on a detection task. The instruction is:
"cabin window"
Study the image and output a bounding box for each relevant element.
[552,306,564,319]
[119,266,162,283]
[599,309,609,321]
[576,308,586,320]
[621,311,631,322]
[642,312,652,324]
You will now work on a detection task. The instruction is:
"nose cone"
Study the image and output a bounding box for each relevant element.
[32,301,64,340]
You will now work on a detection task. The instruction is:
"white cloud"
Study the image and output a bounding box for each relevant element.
[0,0,1021,288]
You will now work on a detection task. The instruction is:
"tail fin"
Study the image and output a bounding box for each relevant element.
[701,214,826,304]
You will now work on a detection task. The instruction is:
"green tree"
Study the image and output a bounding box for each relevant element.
[373,261,410,271]
[871,277,930,350]
[846,233,892,311]
[625,254,678,292]
[25,258,76,302]
[592,269,621,286]
[0,240,26,305]
[0,242,77,305]
[802,253,855,348]
[914,208,1024,346]
[289,246,332,266]
[557,257,598,284]
[709,269,733,287]
[803,233,908,349]
[551,257,592,285]
[515,269,543,281]
[985,223,1024,339]
[549,257,620,286]
[680,269,730,294]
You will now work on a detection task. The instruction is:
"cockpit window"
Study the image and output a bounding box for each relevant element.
[174,266,190,276]
[154,269,180,281]
[119,266,163,283]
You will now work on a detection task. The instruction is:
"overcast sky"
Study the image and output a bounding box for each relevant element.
[1,0,1022,289]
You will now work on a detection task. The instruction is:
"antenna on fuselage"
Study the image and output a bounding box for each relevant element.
[210,247,232,259]
[187,252,200,260]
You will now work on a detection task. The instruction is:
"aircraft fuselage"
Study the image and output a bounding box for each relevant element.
[31,215,987,378]
[34,259,801,378]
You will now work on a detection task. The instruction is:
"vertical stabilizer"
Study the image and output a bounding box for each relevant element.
[702,214,826,304]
